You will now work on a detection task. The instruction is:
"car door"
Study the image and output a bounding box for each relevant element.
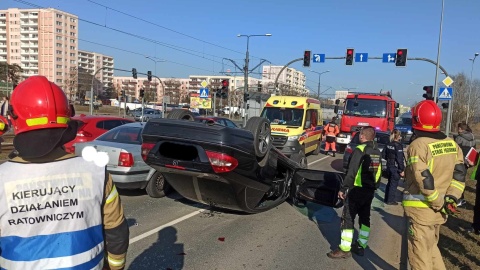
[293,169,344,208]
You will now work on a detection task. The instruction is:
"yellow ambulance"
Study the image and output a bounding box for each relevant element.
[260,96,323,168]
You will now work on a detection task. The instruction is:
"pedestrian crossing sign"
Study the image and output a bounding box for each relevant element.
[199,88,209,98]
[438,87,453,100]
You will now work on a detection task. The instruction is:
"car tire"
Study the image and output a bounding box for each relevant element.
[291,150,308,169]
[244,117,272,158]
[167,109,195,121]
[312,140,322,155]
[146,171,171,198]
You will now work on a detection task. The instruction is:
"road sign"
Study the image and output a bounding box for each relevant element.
[313,54,325,63]
[201,80,208,88]
[382,53,396,63]
[442,76,454,87]
[355,53,368,62]
[438,87,453,100]
[199,88,209,98]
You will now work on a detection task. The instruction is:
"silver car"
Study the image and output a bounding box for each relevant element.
[133,109,163,122]
[73,122,170,198]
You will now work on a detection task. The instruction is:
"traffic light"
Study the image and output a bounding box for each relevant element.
[147,71,152,82]
[132,68,137,79]
[395,49,408,67]
[303,50,311,67]
[422,86,434,100]
[244,92,250,102]
[441,102,449,109]
[218,79,229,99]
[257,82,262,92]
[345,48,354,65]
[140,89,145,98]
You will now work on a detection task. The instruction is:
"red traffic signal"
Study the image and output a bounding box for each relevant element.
[396,49,407,67]
[303,50,311,67]
[346,48,354,65]
[422,86,434,100]
[222,79,229,87]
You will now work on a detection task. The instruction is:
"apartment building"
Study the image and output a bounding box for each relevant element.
[0,8,78,87]
[113,77,190,104]
[261,66,307,95]
[78,50,114,91]
[189,75,261,93]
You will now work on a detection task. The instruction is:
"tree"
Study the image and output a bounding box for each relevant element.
[63,66,78,101]
[164,79,182,105]
[0,62,23,86]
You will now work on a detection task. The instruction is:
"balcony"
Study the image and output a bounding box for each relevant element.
[0,36,6,40]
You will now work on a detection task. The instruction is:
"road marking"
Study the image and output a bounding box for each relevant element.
[130,155,333,244]
[129,209,205,244]
[308,155,330,166]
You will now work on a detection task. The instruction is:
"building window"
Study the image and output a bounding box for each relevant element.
[56,21,62,26]
[70,60,76,64]
[56,14,63,18]
[56,72,62,76]
[56,36,62,40]
[70,53,75,57]
[56,57,62,61]
[56,64,62,69]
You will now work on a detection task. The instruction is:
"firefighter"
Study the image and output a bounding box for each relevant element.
[382,129,405,205]
[327,126,382,259]
[323,117,340,157]
[0,76,129,269]
[404,100,465,270]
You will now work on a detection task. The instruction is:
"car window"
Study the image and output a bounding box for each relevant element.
[97,126,143,144]
[225,120,238,128]
[216,119,226,126]
[96,120,123,130]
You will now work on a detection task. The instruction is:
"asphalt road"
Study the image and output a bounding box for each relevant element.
[120,152,408,270]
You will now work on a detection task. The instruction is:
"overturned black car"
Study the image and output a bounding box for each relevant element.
[141,109,344,213]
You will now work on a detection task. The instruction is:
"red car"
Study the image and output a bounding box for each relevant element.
[64,114,134,153]
[194,116,239,128]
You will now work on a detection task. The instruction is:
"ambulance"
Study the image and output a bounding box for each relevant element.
[260,96,323,168]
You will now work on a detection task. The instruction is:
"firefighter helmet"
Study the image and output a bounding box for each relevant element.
[10,76,77,158]
[411,100,442,132]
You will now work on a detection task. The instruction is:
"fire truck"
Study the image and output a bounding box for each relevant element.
[334,91,399,152]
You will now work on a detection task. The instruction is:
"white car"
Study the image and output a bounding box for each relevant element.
[73,122,171,198]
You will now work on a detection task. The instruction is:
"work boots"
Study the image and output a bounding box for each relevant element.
[351,242,365,256]
[327,249,351,259]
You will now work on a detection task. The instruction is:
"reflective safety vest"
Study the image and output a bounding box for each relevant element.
[354,144,382,188]
[0,157,106,269]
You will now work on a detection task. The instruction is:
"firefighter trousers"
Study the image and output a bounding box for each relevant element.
[339,188,375,251]
[385,167,400,203]
[325,136,336,152]
[407,217,446,270]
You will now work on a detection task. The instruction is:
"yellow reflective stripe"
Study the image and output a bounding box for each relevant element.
[0,122,5,130]
[450,180,465,192]
[425,190,439,202]
[108,256,125,267]
[106,185,118,204]
[402,200,430,208]
[26,116,70,127]
[407,156,418,165]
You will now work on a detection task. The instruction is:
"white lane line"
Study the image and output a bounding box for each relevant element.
[129,209,205,244]
[130,156,332,244]
[308,155,330,166]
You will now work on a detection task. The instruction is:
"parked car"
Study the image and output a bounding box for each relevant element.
[342,130,390,173]
[64,114,133,153]
[73,122,170,198]
[194,116,239,128]
[140,109,344,214]
[395,111,413,144]
[133,109,163,122]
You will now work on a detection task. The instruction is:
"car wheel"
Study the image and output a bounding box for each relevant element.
[312,140,322,155]
[146,171,171,198]
[244,117,272,158]
[291,150,308,169]
[167,109,195,121]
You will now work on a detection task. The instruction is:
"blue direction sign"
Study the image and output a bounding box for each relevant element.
[313,54,325,63]
[438,87,453,100]
[355,53,368,62]
[383,53,396,63]
[199,88,209,98]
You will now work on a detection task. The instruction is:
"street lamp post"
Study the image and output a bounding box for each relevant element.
[309,70,330,100]
[237,33,271,126]
[433,0,445,101]
[467,52,479,124]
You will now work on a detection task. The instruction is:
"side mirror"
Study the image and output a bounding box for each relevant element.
[395,103,400,109]
[334,106,338,114]
[394,109,399,118]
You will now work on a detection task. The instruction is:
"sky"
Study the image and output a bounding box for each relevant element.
[1,0,479,106]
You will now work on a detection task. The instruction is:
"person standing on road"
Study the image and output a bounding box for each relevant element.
[382,129,405,205]
[323,117,340,157]
[327,126,382,259]
[454,122,476,206]
[0,76,129,269]
[403,100,466,270]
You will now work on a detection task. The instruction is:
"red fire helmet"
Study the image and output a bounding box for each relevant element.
[411,100,442,132]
